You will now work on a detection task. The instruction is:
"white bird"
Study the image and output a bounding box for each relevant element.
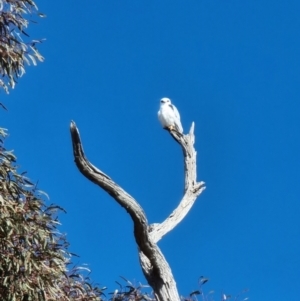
[158,97,183,133]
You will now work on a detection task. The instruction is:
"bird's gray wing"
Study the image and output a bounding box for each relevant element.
[169,104,183,133]
[169,104,180,120]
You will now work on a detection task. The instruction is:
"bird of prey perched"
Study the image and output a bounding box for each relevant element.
[158,97,183,133]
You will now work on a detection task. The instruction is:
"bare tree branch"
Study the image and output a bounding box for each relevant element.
[149,123,206,243]
[69,120,205,301]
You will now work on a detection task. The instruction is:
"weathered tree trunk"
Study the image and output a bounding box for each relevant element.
[70,122,205,301]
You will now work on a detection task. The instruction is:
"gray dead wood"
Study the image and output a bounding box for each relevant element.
[69,121,205,301]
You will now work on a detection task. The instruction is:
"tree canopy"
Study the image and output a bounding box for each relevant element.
[0,127,105,300]
[0,3,103,299]
[0,0,44,93]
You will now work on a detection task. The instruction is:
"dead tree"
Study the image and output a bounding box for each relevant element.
[69,121,205,301]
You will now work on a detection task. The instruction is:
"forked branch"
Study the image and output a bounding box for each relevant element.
[69,121,205,301]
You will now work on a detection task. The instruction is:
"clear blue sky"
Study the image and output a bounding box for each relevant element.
[2,1,300,300]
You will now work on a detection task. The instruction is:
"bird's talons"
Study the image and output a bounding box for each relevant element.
[163,125,174,131]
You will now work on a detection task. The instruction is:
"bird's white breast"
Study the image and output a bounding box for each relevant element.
[158,104,176,127]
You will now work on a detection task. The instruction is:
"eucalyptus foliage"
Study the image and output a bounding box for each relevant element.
[0,0,44,93]
[0,128,104,301]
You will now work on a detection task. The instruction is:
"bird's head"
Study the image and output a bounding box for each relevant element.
[160,97,171,105]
